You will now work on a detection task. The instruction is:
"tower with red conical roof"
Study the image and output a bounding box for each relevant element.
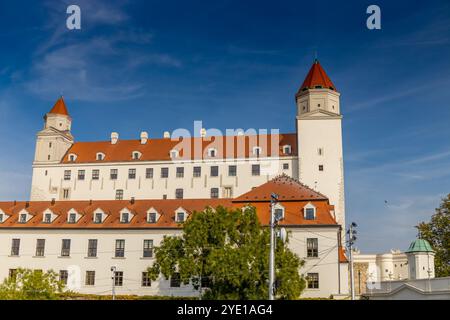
[31,97,75,199]
[295,60,345,227]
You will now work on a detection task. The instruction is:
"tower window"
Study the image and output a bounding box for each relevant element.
[317,104,321,108]
[318,148,324,156]
[48,155,51,160]
[49,142,52,148]
[319,165,324,171]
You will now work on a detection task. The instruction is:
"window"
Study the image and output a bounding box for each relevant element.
[11,239,20,256]
[19,213,27,223]
[61,239,71,257]
[115,239,125,258]
[305,208,315,220]
[114,271,123,286]
[146,168,153,179]
[193,166,201,177]
[318,148,324,156]
[96,153,104,161]
[175,188,184,199]
[110,169,118,180]
[274,208,284,221]
[87,239,97,257]
[307,273,319,289]
[128,169,136,179]
[64,170,71,180]
[224,187,233,198]
[147,212,157,223]
[62,188,70,199]
[283,163,289,170]
[210,166,219,177]
[210,188,219,199]
[143,240,153,258]
[228,165,237,177]
[121,212,129,223]
[59,270,68,285]
[176,167,184,178]
[283,145,291,155]
[208,148,217,158]
[115,189,124,200]
[161,167,169,178]
[170,272,181,287]
[78,170,85,180]
[85,271,95,286]
[94,212,103,224]
[92,169,100,180]
[49,142,52,148]
[177,212,185,223]
[319,165,324,171]
[142,272,152,287]
[0,214,3,223]
[253,146,262,156]
[69,154,75,162]
[307,238,319,258]
[132,152,140,160]
[252,164,260,176]
[44,213,52,223]
[36,239,45,257]
[170,150,179,158]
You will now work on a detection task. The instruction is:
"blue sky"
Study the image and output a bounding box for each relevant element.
[0,0,449,253]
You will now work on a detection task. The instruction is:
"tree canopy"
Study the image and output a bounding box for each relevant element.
[417,194,450,277]
[0,269,64,300]
[148,206,305,299]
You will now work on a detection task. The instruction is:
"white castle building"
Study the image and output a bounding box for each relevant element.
[0,60,350,298]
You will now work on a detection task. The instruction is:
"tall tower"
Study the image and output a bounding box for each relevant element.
[31,97,74,200]
[296,60,345,227]
[406,239,435,280]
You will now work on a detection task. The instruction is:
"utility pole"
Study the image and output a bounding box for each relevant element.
[111,266,116,300]
[347,222,357,300]
[269,193,279,300]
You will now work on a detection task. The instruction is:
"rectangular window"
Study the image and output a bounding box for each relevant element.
[115,239,125,258]
[68,213,76,223]
[121,212,129,223]
[228,165,237,177]
[175,188,184,199]
[64,170,71,181]
[85,271,95,286]
[0,214,3,223]
[170,272,181,287]
[142,272,152,287]
[305,208,315,220]
[146,168,153,179]
[210,166,219,177]
[78,170,85,180]
[128,169,136,179]
[94,212,102,224]
[114,271,123,286]
[319,165,324,171]
[193,166,201,177]
[110,169,118,180]
[307,273,319,289]
[19,214,27,223]
[147,212,157,223]
[44,213,51,223]
[11,239,20,256]
[318,148,323,156]
[61,239,71,257]
[176,167,184,178]
[307,238,319,258]
[143,240,153,258]
[210,188,219,199]
[177,212,185,223]
[224,187,233,198]
[283,163,289,170]
[252,164,260,176]
[59,270,68,285]
[62,189,70,199]
[115,189,124,200]
[161,167,169,178]
[87,239,98,257]
[36,239,45,257]
[92,169,100,180]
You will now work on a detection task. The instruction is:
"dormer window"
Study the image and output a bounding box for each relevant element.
[0,213,3,223]
[93,211,105,224]
[274,203,285,222]
[176,212,185,223]
[121,212,129,223]
[147,212,157,223]
[68,213,77,224]
[170,149,179,159]
[19,214,27,223]
[207,148,217,158]
[68,153,77,162]
[96,153,105,161]
[253,146,262,156]
[175,207,188,223]
[283,145,292,155]
[43,213,52,223]
[132,151,142,160]
[304,203,316,220]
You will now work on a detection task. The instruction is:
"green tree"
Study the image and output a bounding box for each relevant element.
[417,194,450,277]
[148,206,305,299]
[0,269,64,300]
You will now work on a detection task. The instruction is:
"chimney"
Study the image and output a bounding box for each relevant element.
[200,128,207,138]
[89,199,93,205]
[130,197,135,205]
[163,131,170,139]
[13,200,16,206]
[140,131,148,144]
[25,201,30,208]
[111,132,119,144]
[51,198,56,206]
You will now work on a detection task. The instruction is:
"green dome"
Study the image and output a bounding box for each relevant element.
[406,239,434,253]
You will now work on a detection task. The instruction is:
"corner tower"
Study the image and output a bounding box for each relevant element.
[296,60,345,227]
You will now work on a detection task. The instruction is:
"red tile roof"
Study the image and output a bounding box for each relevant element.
[48,97,70,116]
[297,59,336,93]
[339,247,348,263]
[62,133,297,163]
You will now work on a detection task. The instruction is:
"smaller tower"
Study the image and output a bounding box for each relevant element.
[405,239,435,280]
[33,97,74,164]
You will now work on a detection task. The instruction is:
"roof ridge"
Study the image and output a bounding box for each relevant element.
[272,173,329,199]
